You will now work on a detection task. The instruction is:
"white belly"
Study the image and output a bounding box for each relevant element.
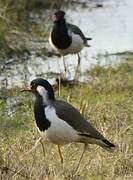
[44,106,79,145]
[49,32,84,56]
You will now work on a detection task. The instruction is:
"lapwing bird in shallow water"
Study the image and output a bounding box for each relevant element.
[49,10,92,76]
[21,78,115,171]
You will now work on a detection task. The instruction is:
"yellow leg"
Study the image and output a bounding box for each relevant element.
[58,76,61,97]
[74,53,81,79]
[74,144,87,173]
[40,138,46,157]
[62,56,67,77]
[57,145,63,164]
[77,53,81,67]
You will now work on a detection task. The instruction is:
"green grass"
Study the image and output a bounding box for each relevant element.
[0,59,133,179]
[0,0,68,59]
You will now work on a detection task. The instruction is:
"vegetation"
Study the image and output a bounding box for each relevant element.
[0,0,72,59]
[0,58,133,179]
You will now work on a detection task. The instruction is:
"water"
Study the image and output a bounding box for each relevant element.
[0,0,133,88]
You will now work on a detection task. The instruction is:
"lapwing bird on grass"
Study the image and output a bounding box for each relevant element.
[21,78,115,171]
[49,10,92,76]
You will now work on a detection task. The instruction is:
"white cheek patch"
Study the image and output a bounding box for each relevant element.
[36,86,49,104]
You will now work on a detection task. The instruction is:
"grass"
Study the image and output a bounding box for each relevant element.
[0,59,133,179]
[0,0,70,59]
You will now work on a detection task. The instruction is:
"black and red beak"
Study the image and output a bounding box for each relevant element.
[52,14,61,22]
[52,10,65,22]
[20,86,32,92]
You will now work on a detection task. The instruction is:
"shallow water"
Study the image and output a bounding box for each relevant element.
[0,0,132,88]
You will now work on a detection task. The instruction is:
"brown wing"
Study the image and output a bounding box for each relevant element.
[67,23,88,44]
[53,100,105,140]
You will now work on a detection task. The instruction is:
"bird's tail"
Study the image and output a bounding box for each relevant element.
[86,37,92,41]
[97,138,115,152]
[85,37,92,47]
[85,44,91,47]
[79,133,115,152]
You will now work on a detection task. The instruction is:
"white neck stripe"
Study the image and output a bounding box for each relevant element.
[36,86,49,105]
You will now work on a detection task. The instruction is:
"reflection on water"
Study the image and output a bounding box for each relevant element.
[0,0,132,88]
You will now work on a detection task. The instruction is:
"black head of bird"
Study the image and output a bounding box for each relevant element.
[53,10,66,23]
[21,78,55,103]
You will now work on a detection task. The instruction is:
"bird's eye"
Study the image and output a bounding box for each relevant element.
[31,83,37,89]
